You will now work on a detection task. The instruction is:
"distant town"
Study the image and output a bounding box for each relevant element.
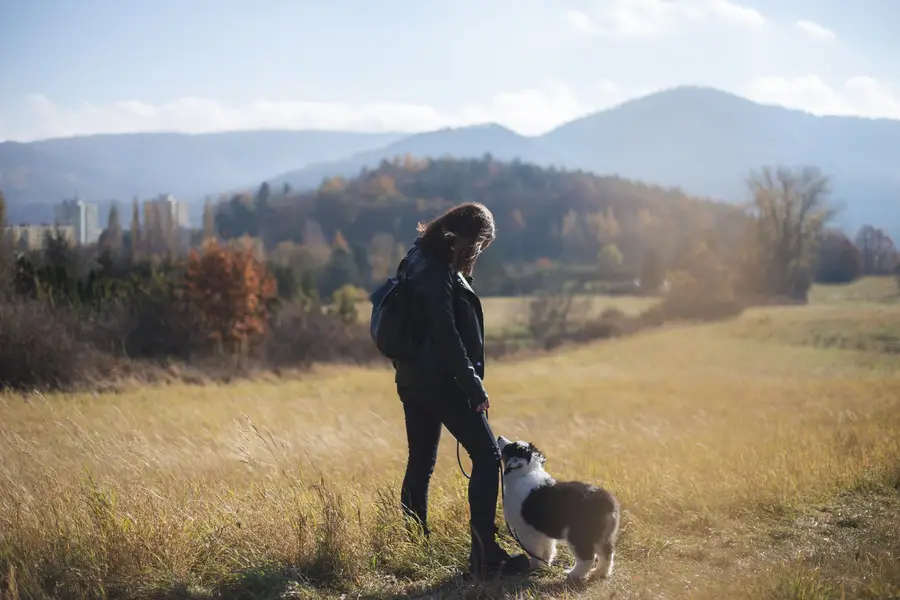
[3,193,190,251]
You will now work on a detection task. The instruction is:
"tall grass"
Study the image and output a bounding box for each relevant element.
[2,288,900,599]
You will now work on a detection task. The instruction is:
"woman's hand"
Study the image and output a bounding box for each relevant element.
[475,398,490,413]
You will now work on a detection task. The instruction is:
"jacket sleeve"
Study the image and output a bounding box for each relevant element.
[419,264,488,408]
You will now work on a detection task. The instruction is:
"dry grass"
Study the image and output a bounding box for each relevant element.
[2,280,899,599]
[358,294,658,340]
[480,294,658,339]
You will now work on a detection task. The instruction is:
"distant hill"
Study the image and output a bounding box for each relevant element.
[539,86,900,237]
[0,130,403,225]
[267,123,569,190]
[217,155,747,296]
[3,87,898,238]
[269,87,900,238]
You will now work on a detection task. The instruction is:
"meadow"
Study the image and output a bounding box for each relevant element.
[2,278,899,600]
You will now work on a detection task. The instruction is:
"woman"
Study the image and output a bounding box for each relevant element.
[393,202,531,579]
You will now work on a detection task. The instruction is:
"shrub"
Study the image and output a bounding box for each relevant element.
[0,301,110,390]
[815,230,862,284]
[648,268,744,322]
[266,301,378,367]
[119,273,201,360]
[328,284,366,324]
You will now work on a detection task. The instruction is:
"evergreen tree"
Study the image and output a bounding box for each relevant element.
[351,243,372,288]
[319,231,359,298]
[102,202,124,253]
[203,197,216,241]
[130,197,142,257]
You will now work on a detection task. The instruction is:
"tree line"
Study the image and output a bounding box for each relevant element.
[0,157,897,390]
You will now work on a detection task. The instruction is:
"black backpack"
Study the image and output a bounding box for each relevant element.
[369,251,419,361]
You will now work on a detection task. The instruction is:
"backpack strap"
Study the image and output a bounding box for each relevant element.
[395,246,416,282]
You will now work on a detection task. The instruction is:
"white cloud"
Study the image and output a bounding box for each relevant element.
[795,20,836,42]
[706,0,766,27]
[566,0,765,38]
[565,9,600,35]
[3,82,625,141]
[743,75,900,119]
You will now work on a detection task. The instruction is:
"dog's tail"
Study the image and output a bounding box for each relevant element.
[596,501,620,569]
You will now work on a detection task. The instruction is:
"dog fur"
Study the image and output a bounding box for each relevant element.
[497,436,621,582]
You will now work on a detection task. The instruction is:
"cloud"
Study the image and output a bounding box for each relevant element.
[566,0,765,37]
[565,9,601,35]
[795,20,836,42]
[743,75,900,119]
[3,82,625,141]
[706,0,766,27]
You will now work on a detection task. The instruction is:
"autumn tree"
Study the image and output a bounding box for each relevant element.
[815,230,862,284]
[368,232,397,282]
[371,174,397,198]
[741,166,836,301]
[185,239,277,355]
[855,225,896,275]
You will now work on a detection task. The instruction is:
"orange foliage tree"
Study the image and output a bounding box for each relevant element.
[185,239,277,354]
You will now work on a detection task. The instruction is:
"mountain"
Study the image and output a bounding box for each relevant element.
[0,130,403,225]
[268,87,900,238]
[267,123,569,190]
[538,86,900,236]
[3,87,898,239]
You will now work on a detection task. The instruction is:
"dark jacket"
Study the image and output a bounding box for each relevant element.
[394,240,488,408]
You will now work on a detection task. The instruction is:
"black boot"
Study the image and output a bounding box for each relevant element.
[468,526,532,580]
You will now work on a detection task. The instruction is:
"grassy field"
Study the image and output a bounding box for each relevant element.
[358,294,659,340]
[2,278,899,599]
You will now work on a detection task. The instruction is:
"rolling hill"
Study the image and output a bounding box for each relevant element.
[538,86,900,235]
[2,86,898,238]
[267,123,570,190]
[0,130,403,225]
[270,87,900,237]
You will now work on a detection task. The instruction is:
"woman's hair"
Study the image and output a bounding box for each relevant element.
[416,202,496,277]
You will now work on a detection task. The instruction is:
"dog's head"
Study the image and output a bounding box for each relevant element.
[497,435,546,475]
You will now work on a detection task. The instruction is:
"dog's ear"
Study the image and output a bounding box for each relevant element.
[497,436,511,450]
[526,443,546,465]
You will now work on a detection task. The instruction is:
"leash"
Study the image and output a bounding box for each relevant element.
[456,409,551,569]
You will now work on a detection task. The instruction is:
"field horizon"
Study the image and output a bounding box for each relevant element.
[2,277,899,599]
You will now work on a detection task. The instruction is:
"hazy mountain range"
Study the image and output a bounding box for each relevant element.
[2,86,898,238]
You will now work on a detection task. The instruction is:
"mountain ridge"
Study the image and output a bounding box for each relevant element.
[1,86,897,238]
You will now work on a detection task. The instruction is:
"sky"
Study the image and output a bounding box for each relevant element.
[1,0,899,141]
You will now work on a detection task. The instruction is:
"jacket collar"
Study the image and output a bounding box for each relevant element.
[457,272,476,294]
[413,239,476,293]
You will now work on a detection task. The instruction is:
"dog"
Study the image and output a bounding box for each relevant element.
[497,436,620,582]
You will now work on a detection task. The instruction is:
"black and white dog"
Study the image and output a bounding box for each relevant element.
[497,436,621,582]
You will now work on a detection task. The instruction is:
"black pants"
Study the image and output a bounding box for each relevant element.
[398,383,501,542]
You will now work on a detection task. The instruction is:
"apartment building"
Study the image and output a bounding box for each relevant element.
[54,197,100,245]
[5,224,77,251]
